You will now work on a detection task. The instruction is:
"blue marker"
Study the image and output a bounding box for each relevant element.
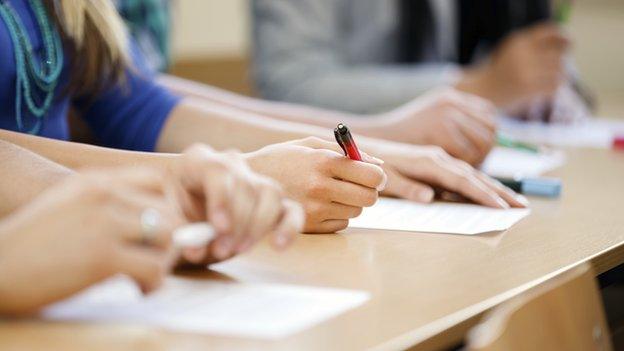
[496,177,562,198]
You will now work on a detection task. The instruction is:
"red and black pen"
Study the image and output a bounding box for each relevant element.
[334,123,362,161]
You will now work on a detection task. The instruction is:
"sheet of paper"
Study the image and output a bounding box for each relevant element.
[481,146,566,178]
[349,198,530,235]
[499,117,624,148]
[42,276,369,340]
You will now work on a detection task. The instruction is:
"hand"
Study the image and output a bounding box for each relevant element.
[244,137,387,233]
[457,23,570,108]
[373,88,497,165]
[358,138,529,208]
[0,169,185,316]
[169,144,304,266]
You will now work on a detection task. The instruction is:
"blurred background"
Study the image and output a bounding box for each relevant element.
[168,0,624,118]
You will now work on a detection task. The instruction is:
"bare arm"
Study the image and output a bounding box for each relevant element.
[157,74,387,133]
[155,97,342,153]
[0,139,72,216]
[0,129,178,171]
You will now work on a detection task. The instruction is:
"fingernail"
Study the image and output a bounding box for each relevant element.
[215,236,233,259]
[414,188,434,202]
[497,197,510,209]
[515,194,530,207]
[377,173,388,191]
[363,153,384,165]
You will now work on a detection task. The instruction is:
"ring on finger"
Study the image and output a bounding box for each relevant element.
[140,208,161,246]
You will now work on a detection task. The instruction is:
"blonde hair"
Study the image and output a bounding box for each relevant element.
[48,0,129,96]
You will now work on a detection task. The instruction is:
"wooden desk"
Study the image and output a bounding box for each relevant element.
[1,148,624,351]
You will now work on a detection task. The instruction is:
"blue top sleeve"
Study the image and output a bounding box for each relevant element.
[73,42,181,152]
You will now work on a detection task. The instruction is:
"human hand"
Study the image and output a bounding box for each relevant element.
[169,144,304,266]
[358,139,529,208]
[244,137,386,233]
[375,88,497,165]
[0,169,184,315]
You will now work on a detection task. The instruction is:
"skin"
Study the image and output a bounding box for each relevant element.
[456,23,570,110]
[366,89,498,165]
[0,139,72,217]
[0,169,184,316]
[244,138,386,233]
[0,143,305,309]
[159,75,497,165]
[0,91,527,236]
[159,100,527,210]
[171,144,305,264]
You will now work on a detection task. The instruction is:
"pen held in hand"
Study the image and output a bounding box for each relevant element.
[173,222,216,248]
[334,123,363,161]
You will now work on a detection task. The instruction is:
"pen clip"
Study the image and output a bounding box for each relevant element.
[334,127,348,156]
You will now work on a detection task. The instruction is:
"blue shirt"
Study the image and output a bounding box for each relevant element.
[0,0,180,151]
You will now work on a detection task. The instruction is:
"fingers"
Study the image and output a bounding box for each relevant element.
[329,156,387,190]
[106,189,183,249]
[237,183,283,252]
[448,90,498,131]
[432,161,510,208]
[394,150,511,208]
[325,178,378,208]
[381,167,435,203]
[439,122,480,164]
[227,177,258,252]
[175,144,304,262]
[309,220,349,234]
[296,136,385,166]
[113,246,171,294]
[451,112,495,164]
[309,200,364,220]
[197,163,233,235]
[472,172,529,208]
[271,199,305,249]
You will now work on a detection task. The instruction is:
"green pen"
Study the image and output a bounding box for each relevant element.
[555,0,572,24]
[496,134,540,154]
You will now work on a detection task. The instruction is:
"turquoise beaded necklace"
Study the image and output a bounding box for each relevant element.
[0,0,63,134]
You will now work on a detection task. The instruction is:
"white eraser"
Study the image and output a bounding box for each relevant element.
[173,222,216,248]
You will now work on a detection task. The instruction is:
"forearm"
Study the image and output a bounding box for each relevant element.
[0,129,179,173]
[156,98,338,153]
[155,98,402,158]
[0,140,71,216]
[158,74,375,130]
[159,75,403,144]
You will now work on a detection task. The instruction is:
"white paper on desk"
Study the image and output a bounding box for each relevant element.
[498,117,624,148]
[349,198,530,235]
[481,146,566,178]
[42,276,369,339]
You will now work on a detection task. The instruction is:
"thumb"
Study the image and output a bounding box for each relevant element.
[382,168,435,203]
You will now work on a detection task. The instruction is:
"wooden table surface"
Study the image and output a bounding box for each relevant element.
[1,148,624,351]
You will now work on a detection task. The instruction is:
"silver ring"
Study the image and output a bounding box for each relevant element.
[140,208,161,245]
